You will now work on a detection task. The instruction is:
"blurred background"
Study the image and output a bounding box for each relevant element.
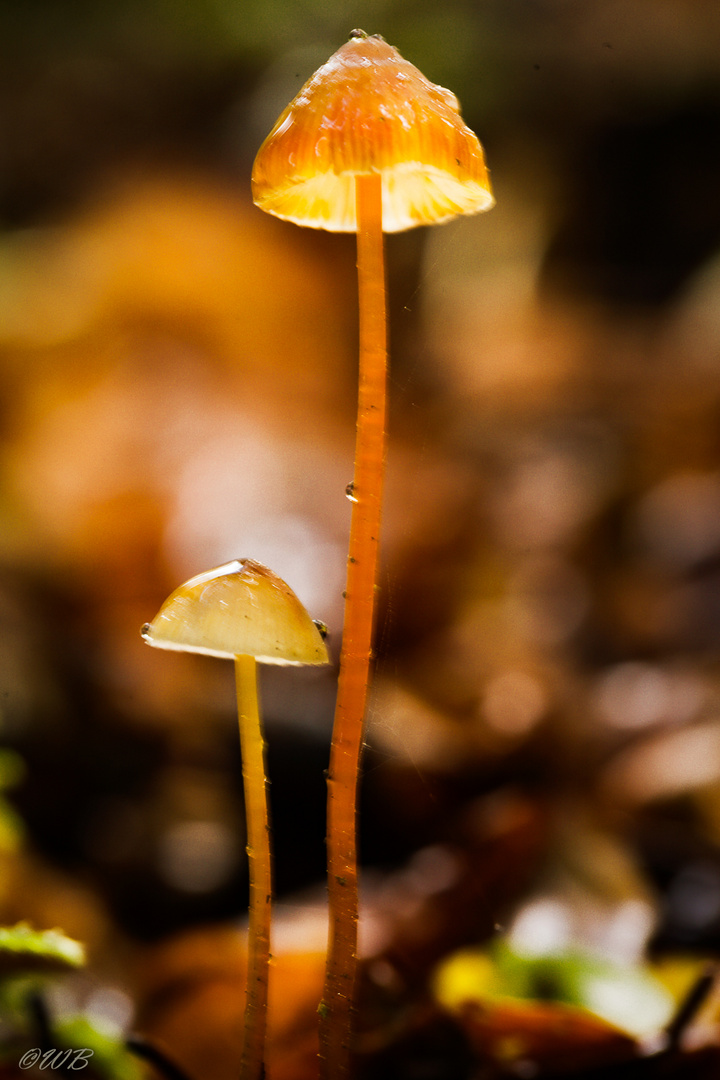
[2,0,720,1074]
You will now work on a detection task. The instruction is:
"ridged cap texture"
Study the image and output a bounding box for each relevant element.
[252,32,494,233]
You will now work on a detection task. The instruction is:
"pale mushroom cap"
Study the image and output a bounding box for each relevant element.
[141,559,329,665]
[252,31,494,233]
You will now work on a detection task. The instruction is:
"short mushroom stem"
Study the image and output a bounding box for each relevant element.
[235,653,272,1080]
[320,171,387,1080]
[142,563,327,1078]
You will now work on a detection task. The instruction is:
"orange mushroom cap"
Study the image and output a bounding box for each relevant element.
[252,30,494,233]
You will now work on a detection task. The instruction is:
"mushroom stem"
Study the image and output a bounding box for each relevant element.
[321,171,387,1080]
[235,653,272,1080]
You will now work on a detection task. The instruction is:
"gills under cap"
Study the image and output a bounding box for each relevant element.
[252,31,494,233]
[141,559,329,666]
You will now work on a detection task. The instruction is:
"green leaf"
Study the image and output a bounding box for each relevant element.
[434,940,675,1038]
[54,1016,141,1080]
[0,924,85,977]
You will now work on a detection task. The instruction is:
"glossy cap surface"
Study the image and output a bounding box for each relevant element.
[252,32,494,233]
[142,559,329,665]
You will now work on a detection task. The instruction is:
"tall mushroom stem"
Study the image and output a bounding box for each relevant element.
[235,653,272,1080]
[320,171,387,1080]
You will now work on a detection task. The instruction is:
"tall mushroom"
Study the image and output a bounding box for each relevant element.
[141,558,329,1080]
[252,30,494,1079]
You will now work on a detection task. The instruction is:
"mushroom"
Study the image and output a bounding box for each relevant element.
[141,558,329,1080]
[252,31,493,1079]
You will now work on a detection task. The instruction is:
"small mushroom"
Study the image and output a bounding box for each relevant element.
[141,558,328,1080]
[253,31,493,1079]
[252,30,493,232]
